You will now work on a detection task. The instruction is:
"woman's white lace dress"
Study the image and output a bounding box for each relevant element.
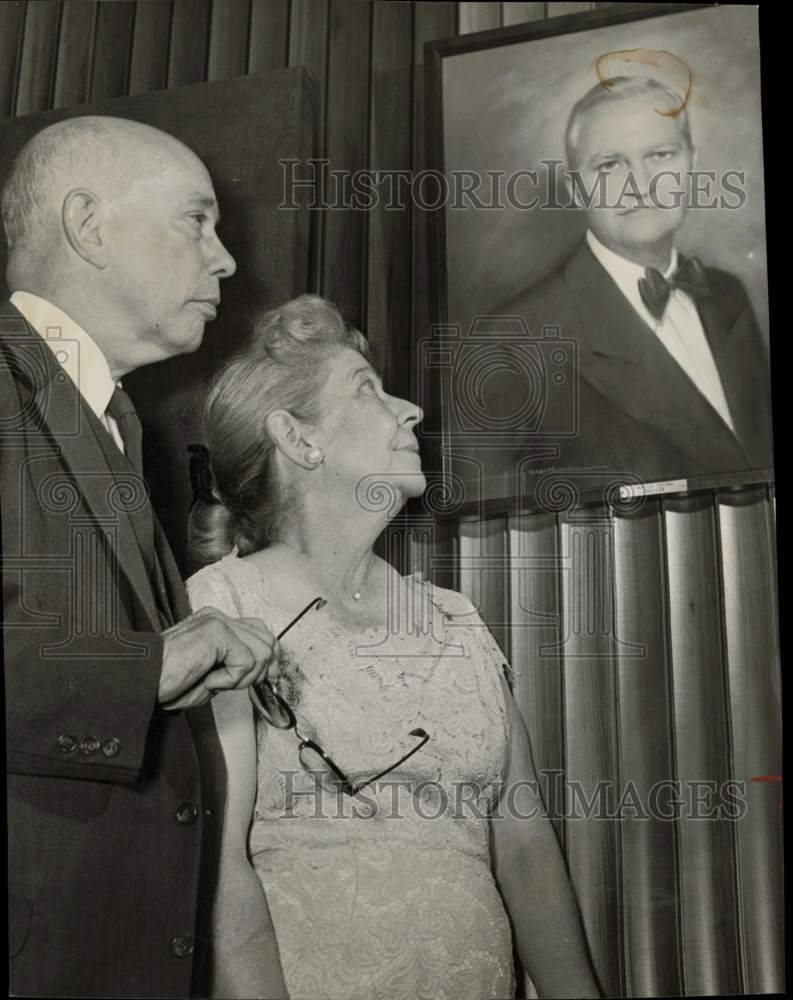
[187,551,516,1000]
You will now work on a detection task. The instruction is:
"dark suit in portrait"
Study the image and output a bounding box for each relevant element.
[500,239,773,484]
[2,301,225,997]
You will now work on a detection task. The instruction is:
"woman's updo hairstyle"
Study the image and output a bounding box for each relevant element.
[187,294,370,570]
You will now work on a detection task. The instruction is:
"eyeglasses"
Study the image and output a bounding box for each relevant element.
[249,597,430,797]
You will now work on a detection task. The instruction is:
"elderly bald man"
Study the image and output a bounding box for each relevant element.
[1,117,287,998]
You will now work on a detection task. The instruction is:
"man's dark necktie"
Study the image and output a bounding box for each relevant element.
[106,385,143,475]
[105,385,174,627]
[637,256,711,321]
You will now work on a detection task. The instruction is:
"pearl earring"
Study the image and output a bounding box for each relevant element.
[306,447,325,466]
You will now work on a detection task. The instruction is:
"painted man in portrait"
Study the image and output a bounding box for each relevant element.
[499,75,773,487]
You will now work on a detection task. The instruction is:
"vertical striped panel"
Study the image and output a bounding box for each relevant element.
[288,0,329,292]
[167,0,210,86]
[612,502,682,997]
[89,0,135,100]
[508,513,565,838]
[366,1,413,393]
[321,0,371,326]
[458,515,509,656]
[128,0,172,96]
[0,1,26,118]
[248,0,289,72]
[52,1,96,109]
[502,3,546,26]
[207,0,249,81]
[664,493,742,996]
[458,2,502,35]
[15,1,61,115]
[559,507,623,999]
[717,488,783,993]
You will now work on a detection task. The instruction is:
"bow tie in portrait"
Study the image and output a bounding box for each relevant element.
[637,256,711,320]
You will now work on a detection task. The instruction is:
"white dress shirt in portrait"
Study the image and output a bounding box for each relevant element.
[10,290,126,453]
[585,230,736,433]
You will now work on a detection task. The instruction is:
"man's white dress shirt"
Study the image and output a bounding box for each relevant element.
[10,290,126,453]
[586,231,735,433]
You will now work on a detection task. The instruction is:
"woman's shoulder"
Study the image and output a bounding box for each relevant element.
[187,548,243,590]
[186,549,264,616]
[424,580,513,680]
[423,579,480,620]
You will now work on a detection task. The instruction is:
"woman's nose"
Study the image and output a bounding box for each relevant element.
[400,397,423,427]
[388,392,423,426]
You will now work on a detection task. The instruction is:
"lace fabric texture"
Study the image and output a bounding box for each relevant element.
[188,551,516,1000]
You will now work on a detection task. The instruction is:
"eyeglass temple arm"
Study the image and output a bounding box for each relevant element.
[250,597,325,712]
[276,596,327,640]
[361,728,430,788]
[298,738,355,795]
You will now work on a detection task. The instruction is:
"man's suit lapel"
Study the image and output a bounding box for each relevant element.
[1,303,162,632]
[562,243,750,473]
[696,289,771,465]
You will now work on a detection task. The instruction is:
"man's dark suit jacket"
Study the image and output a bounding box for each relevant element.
[493,240,774,487]
[1,301,225,997]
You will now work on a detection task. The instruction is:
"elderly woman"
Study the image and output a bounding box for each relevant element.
[187,295,600,1000]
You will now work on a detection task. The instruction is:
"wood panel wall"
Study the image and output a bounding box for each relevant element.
[1,3,781,997]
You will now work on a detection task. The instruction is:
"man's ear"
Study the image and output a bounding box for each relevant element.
[62,189,108,268]
[266,409,322,470]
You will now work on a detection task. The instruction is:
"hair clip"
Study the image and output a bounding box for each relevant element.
[188,443,222,508]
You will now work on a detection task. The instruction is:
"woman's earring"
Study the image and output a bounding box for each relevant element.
[306,447,325,466]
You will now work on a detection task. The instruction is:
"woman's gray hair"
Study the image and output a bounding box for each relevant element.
[187,294,370,571]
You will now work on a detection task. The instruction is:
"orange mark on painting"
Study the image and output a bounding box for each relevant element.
[594,49,693,119]
[751,775,783,782]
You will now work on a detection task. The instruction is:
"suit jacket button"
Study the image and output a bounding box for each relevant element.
[171,935,194,958]
[57,734,77,753]
[175,803,199,825]
[80,735,100,755]
[102,738,122,758]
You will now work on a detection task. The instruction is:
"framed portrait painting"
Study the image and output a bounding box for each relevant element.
[424,3,773,509]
